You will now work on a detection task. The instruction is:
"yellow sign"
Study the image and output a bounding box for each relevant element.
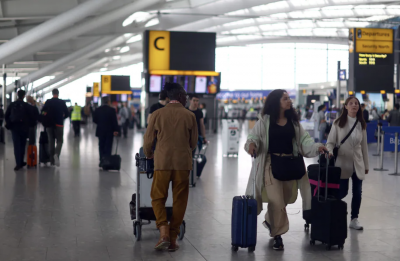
[360,90,366,94]
[395,89,400,94]
[150,70,219,76]
[93,82,100,97]
[356,40,393,54]
[380,90,386,94]
[149,31,170,71]
[101,75,111,93]
[356,28,393,42]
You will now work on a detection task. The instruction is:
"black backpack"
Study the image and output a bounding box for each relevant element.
[10,102,26,123]
[40,109,55,128]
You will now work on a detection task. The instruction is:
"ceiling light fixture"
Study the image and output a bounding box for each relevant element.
[127,34,142,43]
[113,56,121,60]
[100,68,108,72]
[105,49,110,53]
[120,46,130,53]
[145,18,159,28]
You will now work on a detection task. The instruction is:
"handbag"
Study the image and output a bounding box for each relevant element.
[270,153,305,181]
[333,119,359,161]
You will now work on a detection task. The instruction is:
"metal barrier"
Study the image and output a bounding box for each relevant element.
[389,132,400,176]
[373,126,381,156]
[374,131,388,171]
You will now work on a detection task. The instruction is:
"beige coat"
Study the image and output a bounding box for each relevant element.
[326,118,369,180]
[244,114,323,215]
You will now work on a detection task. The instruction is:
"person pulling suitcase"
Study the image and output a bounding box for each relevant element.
[326,96,369,231]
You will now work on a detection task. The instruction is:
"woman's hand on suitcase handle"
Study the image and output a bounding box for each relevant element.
[248,143,257,158]
[365,170,369,174]
[318,145,328,154]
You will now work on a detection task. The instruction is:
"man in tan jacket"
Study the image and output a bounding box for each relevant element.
[143,82,198,252]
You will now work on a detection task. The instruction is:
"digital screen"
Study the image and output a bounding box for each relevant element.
[195,76,207,93]
[111,76,130,91]
[121,94,127,102]
[93,97,99,103]
[150,75,162,93]
[358,53,391,66]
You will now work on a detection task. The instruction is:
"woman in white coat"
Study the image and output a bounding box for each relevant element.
[245,89,327,250]
[326,96,369,230]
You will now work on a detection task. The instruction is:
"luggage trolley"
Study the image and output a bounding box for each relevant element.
[131,148,186,241]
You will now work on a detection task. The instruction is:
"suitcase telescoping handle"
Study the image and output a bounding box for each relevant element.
[251,154,257,200]
[317,151,330,202]
[114,137,119,155]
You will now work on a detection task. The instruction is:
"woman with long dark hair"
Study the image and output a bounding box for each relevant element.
[326,97,368,230]
[245,89,327,250]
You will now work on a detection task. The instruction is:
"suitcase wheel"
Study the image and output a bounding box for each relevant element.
[178,220,186,240]
[310,240,315,245]
[248,246,255,252]
[231,246,239,252]
[304,223,310,231]
[134,222,141,241]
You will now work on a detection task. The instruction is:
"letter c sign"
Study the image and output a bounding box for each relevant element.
[154,37,165,50]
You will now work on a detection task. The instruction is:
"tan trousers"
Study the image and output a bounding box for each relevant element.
[264,154,294,237]
[151,170,190,240]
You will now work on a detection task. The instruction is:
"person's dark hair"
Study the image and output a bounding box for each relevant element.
[262,89,299,125]
[159,90,168,101]
[52,89,59,95]
[395,104,399,110]
[201,103,206,109]
[318,104,326,112]
[189,94,199,100]
[17,90,25,99]
[361,103,365,108]
[334,97,366,130]
[164,82,184,100]
[101,96,109,105]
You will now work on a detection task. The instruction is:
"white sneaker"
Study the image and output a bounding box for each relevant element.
[349,218,363,230]
[54,155,60,167]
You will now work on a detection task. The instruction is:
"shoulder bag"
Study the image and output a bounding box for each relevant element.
[333,119,359,161]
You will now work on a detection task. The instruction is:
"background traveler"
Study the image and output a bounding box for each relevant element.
[71,103,82,137]
[118,102,129,138]
[188,94,207,153]
[245,89,326,250]
[200,103,207,125]
[42,88,69,167]
[361,103,369,123]
[143,82,198,252]
[26,96,39,145]
[147,90,169,124]
[387,104,400,126]
[318,104,327,143]
[5,90,36,170]
[93,96,119,168]
[326,96,369,231]
[371,107,380,121]
[0,104,4,126]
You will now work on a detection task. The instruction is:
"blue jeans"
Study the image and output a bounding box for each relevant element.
[338,173,363,220]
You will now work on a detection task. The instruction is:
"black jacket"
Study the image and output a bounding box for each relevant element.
[5,100,36,131]
[42,98,69,126]
[93,105,119,137]
[363,110,370,123]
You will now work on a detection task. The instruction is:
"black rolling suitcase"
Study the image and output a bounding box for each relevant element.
[102,138,121,171]
[39,129,50,165]
[310,155,347,250]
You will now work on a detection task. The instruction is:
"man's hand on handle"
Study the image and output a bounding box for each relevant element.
[318,145,328,154]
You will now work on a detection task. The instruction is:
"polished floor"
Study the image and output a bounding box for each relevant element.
[1,122,400,261]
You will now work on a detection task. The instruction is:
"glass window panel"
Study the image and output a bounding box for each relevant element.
[327,49,349,81]
[296,45,328,84]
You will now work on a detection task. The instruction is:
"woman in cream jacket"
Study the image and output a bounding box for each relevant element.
[245,89,326,250]
[326,96,369,231]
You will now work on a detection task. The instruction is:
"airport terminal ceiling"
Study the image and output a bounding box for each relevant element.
[0,0,399,96]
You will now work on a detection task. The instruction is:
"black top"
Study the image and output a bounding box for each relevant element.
[42,98,69,126]
[269,120,294,154]
[5,100,36,131]
[188,108,203,135]
[149,102,165,114]
[363,110,369,123]
[93,105,119,137]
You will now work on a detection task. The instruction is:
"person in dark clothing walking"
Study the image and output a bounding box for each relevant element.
[93,96,119,168]
[41,88,69,167]
[0,104,4,126]
[361,103,369,123]
[5,90,36,170]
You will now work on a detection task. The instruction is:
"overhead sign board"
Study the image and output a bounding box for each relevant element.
[93,82,100,97]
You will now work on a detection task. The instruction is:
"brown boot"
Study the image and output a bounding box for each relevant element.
[154,225,170,250]
[168,238,179,252]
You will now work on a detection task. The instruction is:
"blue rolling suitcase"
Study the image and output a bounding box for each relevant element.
[231,158,257,252]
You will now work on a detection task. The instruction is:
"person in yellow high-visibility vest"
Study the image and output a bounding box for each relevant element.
[71,103,82,137]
